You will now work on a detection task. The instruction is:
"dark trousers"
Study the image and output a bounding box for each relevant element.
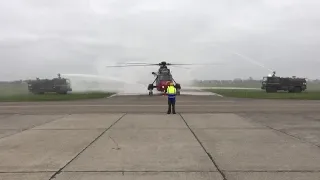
[167,98,176,114]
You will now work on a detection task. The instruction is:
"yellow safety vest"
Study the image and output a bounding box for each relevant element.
[167,86,176,94]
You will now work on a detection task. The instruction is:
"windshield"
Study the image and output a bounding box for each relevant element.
[262,77,267,81]
[159,75,171,81]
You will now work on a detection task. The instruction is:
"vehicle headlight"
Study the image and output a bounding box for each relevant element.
[162,86,164,88]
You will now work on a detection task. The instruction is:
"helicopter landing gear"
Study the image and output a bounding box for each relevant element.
[147,84,154,96]
[175,83,181,95]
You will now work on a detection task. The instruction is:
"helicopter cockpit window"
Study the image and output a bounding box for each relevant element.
[159,75,171,81]
[161,69,169,73]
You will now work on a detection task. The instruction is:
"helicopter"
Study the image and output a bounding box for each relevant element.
[106,61,221,95]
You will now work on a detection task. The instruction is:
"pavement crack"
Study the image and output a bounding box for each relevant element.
[265,125,320,149]
[48,113,127,180]
[109,135,120,150]
[179,113,228,180]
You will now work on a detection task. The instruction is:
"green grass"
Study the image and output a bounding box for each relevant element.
[0,92,114,102]
[0,82,115,102]
[205,89,320,100]
[0,83,29,95]
[195,81,320,91]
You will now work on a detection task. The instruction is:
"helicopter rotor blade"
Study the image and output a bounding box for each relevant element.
[117,62,157,65]
[105,61,224,67]
[167,63,223,66]
[105,64,158,67]
[117,61,224,66]
[118,62,153,64]
[171,65,191,69]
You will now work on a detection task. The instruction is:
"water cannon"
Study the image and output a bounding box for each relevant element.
[272,71,276,77]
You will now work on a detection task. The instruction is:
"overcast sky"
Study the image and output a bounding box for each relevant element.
[0,0,320,82]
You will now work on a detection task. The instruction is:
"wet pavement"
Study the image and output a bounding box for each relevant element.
[0,94,320,179]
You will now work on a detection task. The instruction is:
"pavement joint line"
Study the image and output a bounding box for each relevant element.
[2,110,320,115]
[2,170,320,173]
[61,170,219,173]
[0,171,217,173]
[264,125,320,149]
[222,170,320,172]
[62,170,320,173]
[279,127,320,130]
[31,129,109,131]
[185,127,268,129]
[0,171,57,173]
[0,115,68,141]
[1,104,320,108]
[178,113,228,180]
[48,113,127,180]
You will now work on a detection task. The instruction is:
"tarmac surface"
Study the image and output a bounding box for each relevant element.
[1,91,320,179]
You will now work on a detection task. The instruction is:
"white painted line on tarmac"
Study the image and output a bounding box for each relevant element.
[105,94,118,98]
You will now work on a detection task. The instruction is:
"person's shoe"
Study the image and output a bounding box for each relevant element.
[167,112,171,114]
[173,112,176,114]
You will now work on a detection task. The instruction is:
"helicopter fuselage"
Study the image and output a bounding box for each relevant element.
[148,66,180,95]
[155,67,172,91]
[107,61,184,96]
[157,80,172,92]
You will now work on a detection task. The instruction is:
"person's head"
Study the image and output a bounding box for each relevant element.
[169,82,174,86]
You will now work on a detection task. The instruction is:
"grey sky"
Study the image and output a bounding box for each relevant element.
[0,0,320,81]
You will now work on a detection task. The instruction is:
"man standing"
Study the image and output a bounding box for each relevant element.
[166,82,176,114]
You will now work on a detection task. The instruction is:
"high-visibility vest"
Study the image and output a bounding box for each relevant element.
[167,86,176,98]
[167,86,176,94]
